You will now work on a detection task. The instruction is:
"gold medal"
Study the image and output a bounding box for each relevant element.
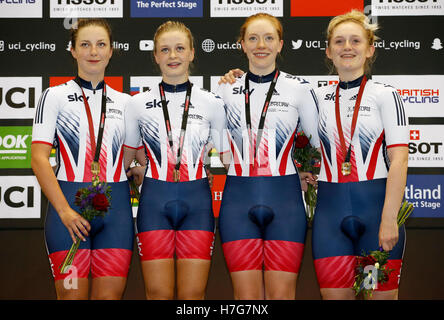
[341,162,352,176]
[91,161,100,176]
[173,169,180,182]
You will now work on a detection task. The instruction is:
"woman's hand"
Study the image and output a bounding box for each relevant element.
[59,207,91,243]
[378,215,399,251]
[298,171,318,192]
[205,167,214,188]
[218,68,245,85]
[128,166,146,186]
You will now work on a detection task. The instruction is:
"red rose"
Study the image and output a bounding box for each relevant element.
[295,135,310,149]
[92,193,110,211]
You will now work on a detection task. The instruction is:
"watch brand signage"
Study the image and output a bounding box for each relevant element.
[210,0,283,17]
[372,0,444,16]
[50,0,123,18]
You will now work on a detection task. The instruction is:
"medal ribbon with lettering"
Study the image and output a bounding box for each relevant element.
[244,70,279,173]
[74,77,107,180]
[159,82,193,182]
[335,75,367,177]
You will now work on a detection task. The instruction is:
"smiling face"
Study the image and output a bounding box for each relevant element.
[241,18,283,76]
[154,29,194,85]
[326,21,375,81]
[70,25,113,84]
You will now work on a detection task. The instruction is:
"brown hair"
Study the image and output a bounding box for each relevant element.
[70,18,113,49]
[237,13,283,44]
[326,10,379,75]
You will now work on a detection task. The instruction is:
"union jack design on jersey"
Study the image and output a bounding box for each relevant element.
[124,81,229,182]
[216,70,320,177]
[32,79,131,183]
[315,77,409,183]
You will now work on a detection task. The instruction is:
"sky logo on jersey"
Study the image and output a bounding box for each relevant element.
[290,0,363,16]
[211,0,283,17]
[405,175,443,217]
[0,126,32,169]
[49,76,123,93]
[372,0,444,16]
[0,0,42,18]
[131,0,203,17]
[408,126,444,168]
[50,0,123,18]
[0,77,42,119]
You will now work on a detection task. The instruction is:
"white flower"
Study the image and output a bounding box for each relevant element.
[375,262,380,269]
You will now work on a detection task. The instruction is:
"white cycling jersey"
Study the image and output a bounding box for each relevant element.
[32,78,131,183]
[216,70,320,177]
[315,76,409,183]
[124,81,229,182]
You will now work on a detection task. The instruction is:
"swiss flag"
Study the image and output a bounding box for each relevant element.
[410,130,420,141]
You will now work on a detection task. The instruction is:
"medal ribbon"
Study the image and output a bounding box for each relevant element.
[74,77,107,176]
[159,82,193,180]
[334,75,367,164]
[244,70,280,169]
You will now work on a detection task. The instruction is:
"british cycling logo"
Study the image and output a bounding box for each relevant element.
[0,0,42,18]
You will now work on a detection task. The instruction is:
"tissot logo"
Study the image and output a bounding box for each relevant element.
[407,125,444,167]
[0,77,41,119]
[372,0,444,16]
[50,0,123,18]
[0,176,41,219]
[211,0,283,17]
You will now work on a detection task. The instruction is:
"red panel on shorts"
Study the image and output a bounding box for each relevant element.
[314,255,356,288]
[48,249,90,281]
[91,248,133,278]
[222,239,263,272]
[137,230,175,261]
[176,230,215,260]
[376,259,403,291]
[264,240,304,273]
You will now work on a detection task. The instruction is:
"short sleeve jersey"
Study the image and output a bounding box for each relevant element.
[216,70,320,177]
[124,81,229,182]
[315,77,409,183]
[32,79,131,183]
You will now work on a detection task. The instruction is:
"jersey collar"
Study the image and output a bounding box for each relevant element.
[339,75,365,90]
[248,69,278,83]
[161,80,191,93]
[76,76,105,90]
